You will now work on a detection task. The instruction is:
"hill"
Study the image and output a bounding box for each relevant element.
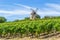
[0,19,60,39]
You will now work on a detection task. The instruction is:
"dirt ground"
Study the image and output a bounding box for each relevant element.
[0,32,60,40]
[0,37,60,40]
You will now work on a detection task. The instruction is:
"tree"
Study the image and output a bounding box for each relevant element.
[43,16,60,19]
[0,17,7,23]
[36,14,40,19]
[43,16,51,19]
[25,17,30,20]
[13,19,20,22]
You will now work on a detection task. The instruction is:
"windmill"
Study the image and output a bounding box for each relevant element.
[15,4,39,20]
[30,8,38,20]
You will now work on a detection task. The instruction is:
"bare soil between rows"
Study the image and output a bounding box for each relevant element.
[0,32,60,40]
[0,37,60,40]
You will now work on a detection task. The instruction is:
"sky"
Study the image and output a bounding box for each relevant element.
[0,0,60,21]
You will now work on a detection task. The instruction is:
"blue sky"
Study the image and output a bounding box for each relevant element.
[0,0,60,21]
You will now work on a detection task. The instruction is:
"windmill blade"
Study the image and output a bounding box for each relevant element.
[35,8,38,12]
[30,8,35,12]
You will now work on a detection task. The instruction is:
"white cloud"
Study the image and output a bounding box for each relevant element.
[0,10,30,15]
[15,4,36,10]
[0,10,13,14]
[0,4,37,17]
[0,3,60,21]
[46,3,60,10]
[1,3,60,16]
[38,9,60,17]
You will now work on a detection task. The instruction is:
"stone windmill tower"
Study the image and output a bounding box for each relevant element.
[30,8,38,20]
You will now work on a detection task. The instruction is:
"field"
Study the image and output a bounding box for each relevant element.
[0,19,60,40]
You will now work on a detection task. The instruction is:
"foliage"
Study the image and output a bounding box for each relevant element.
[24,14,40,20]
[0,19,60,37]
[43,16,60,19]
[24,17,30,20]
[36,14,40,19]
[13,19,20,22]
[0,16,7,23]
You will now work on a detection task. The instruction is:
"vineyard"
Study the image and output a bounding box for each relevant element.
[0,19,60,38]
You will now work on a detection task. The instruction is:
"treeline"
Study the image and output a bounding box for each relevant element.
[0,16,60,23]
[43,16,60,19]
